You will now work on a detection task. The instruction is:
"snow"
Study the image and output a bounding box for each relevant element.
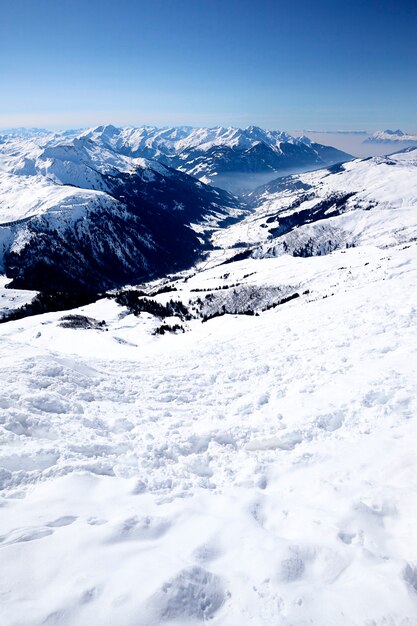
[0,169,118,224]
[0,132,173,226]
[0,276,37,315]
[207,150,417,264]
[365,130,417,144]
[0,263,416,624]
[1,147,417,624]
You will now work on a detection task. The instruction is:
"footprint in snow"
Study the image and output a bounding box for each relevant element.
[193,539,222,564]
[0,516,77,546]
[46,516,77,528]
[250,498,266,527]
[105,515,171,543]
[403,563,417,592]
[80,586,100,605]
[246,431,303,452]
[0,526,54,546]
[316,411,345,432]
[257,391,270,407]
[87,516,108,526]
[280,556,305,582]
[338,531,356,545]
[148,566,226,622]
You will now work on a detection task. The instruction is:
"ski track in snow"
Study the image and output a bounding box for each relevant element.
[1,241,417,625]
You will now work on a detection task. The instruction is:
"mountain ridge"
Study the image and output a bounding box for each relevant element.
[81,124,352,192]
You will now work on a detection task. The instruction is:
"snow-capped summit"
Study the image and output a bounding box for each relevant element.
[294,134,312,146]
[383,129,404,136]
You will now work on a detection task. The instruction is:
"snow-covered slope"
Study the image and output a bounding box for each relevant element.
[205,148,417,263]
[1,147,417,625]
[0,133,242,291]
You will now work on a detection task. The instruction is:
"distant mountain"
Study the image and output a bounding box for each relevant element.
[364,130,417,144]
[0,127,50,139]
[0,134,243,292]
[82,125,353,193]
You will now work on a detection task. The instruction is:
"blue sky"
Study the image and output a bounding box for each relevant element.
[0,0,416,131]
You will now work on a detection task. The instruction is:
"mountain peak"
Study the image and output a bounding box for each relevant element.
[384,129,405,136]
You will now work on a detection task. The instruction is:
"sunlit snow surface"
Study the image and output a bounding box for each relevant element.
[0,134,160,224]
[1,151,417,625]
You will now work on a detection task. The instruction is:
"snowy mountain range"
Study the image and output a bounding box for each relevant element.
[81,124,352,192]
[1,142,417,625]
[364,129,417,144]
[1,125,352,193]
